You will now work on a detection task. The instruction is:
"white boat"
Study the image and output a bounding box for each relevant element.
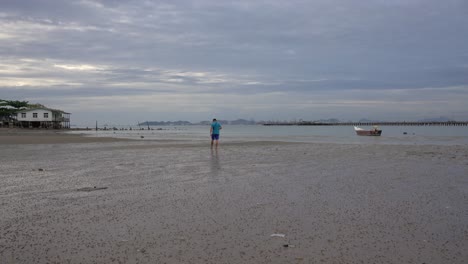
[354,126,382,136]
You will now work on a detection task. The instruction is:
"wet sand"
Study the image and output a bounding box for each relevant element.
[1,133,467,263]
[0,129,132,144]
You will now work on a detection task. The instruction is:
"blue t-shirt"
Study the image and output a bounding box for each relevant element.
[211,122,222,134]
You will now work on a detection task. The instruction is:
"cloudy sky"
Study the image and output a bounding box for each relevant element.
[1,0,468,126]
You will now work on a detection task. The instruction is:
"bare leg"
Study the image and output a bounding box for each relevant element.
[211,140,214,147]
[215,140,219,148]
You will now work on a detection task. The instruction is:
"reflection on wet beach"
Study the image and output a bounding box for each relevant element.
[210,147,221,175]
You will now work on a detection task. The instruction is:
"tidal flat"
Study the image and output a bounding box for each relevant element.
[1,136,467,263]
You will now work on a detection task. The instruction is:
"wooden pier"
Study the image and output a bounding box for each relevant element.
[263,121,468,126]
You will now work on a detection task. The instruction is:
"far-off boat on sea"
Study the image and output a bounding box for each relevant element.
[354,126,382,136]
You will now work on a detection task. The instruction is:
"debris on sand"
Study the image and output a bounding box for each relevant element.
[77,186,108,192]
[270,233,285,238]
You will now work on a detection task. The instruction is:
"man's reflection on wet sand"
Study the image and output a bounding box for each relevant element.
[210,147,221,175]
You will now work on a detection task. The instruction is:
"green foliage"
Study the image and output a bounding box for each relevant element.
[27,103,46,108]
[0,99,30,117]
[0,108,16,116]
[7,100,29,108]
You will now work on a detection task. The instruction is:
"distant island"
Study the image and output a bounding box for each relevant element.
[139,116,463,126]
[139,119,257,126]
[132,117,468,128]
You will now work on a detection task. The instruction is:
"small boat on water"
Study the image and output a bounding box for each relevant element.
[354,126,382,136]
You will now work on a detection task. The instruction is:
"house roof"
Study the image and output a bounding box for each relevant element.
[17,108,70,114]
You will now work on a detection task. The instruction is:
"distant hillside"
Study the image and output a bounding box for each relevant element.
[358,118,383,123]
[140,119,257,126]
[140,117,462,126]
[226,119,256,125]
[140,121,192,126]
[196,119,256,125]
[314,118,340,123]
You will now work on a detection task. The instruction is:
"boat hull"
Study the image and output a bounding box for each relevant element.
[355,130,382,136]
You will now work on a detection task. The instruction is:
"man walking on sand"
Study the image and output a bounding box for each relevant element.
[210,118,222,147]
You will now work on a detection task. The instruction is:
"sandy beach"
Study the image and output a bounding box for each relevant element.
[0,129,132,145]
[1,130,467,263]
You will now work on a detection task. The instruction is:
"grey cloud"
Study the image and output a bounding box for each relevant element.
[1,0,468,122]
[1,85,177,100]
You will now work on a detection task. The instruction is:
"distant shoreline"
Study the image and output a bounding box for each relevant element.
[263,121,468,126]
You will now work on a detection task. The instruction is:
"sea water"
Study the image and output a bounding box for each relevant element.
[70,125,468,146]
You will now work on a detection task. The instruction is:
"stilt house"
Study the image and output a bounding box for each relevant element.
[16,108,71,128]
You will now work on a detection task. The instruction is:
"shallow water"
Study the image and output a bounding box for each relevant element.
[71,125,468,146]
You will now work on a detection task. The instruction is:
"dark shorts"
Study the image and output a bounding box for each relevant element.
[211,134,220,140]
